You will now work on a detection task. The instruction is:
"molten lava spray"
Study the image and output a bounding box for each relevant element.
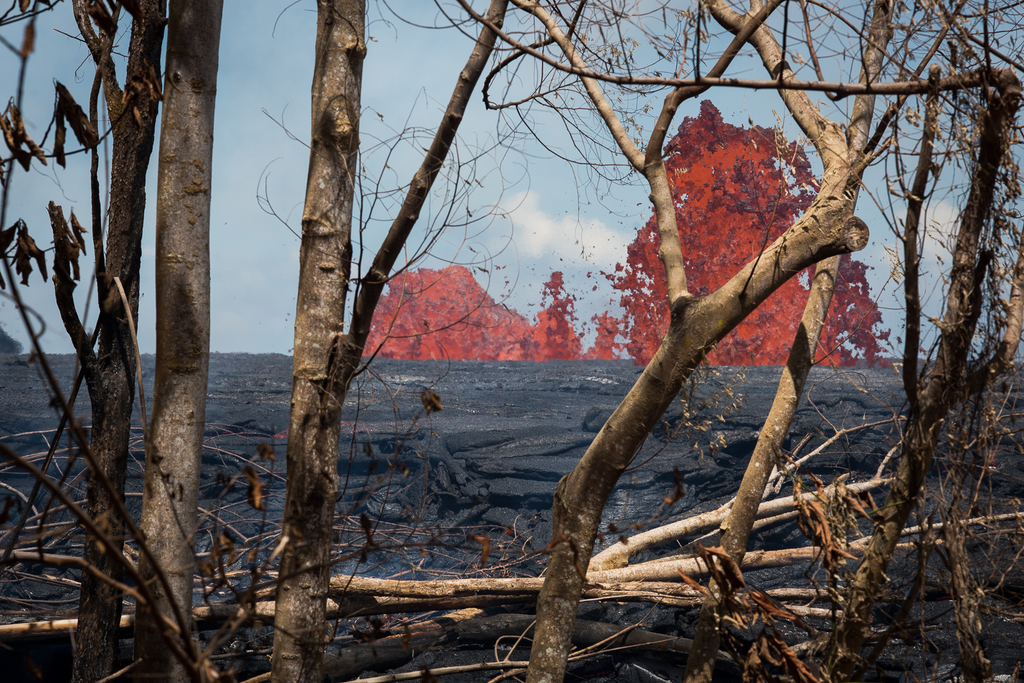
[608,101,888,366]
[364,266,622,361]
[366,101,888,365]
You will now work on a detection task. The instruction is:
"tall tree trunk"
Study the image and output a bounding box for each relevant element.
[133,1,222,679]
[270,3,509,680]
[270,3,365,681]
[59,3,167,682]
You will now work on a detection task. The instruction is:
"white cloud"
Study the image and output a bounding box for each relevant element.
[502,191,629,271]
[918,200,960,260]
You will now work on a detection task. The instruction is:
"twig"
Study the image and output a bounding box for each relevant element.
[113,275,147,440]
[766,418,898,496]
[96,657,141,682]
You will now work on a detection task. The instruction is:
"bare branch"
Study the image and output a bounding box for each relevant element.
[510,0,644,170]
[902,67,942,410]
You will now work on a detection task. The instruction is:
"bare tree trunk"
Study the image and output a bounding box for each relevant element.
[133,2,222,679]
[269,3,365,680]
[827,68,1022,680]
[270,3,509,680]
[53,3,167,681]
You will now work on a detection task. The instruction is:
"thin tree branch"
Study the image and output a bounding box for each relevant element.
[511,0,644,170]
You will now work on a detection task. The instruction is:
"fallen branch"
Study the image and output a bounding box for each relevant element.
[591,477,889,570]
[0,582,828,643]
[15,506,1018,645]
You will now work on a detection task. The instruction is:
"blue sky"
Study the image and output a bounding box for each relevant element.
[0,1,956,358]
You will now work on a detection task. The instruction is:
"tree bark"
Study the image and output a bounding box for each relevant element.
[269,3,365,680]
[133,1,222,680]
[681,0,896,676]
[58,3,167,682]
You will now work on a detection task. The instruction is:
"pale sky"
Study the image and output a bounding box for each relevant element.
[0,1,949,358]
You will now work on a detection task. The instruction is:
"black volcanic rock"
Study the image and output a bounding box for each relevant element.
[2,355,1024,682]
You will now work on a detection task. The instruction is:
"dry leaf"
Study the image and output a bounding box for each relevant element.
[19,18,34,58]
[470,534,491,568]
[1,103,47,171]
[69,211,88,249]
[421,389,443,414]
[47,201,85,286]
[700,545,745,593]
[779,640,821,683]
[54,113,66,167]
[56,82,98,149]
[122,58,162,128]
[0,219,48,289]
[360,512,377,547]
[677,567,708,595]
[243,466,265,510]
[85,0,117,36]
[218,532,237,565]
[748,588,808,628]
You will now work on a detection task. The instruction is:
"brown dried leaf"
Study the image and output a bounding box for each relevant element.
[677,567,708,595]
[197,556,215,578]
[54,112,66,167]
[757,634,783,667]
[663,467,685,505]
[470,534,491,568]
[360,512,377,547]
[779,639,821,683]
[47,201,83,286]
[122,58,162,128]
[19,18,34,58]
[748,588,808,628]
[743,642,765,683]
[700,545,746,593]
[1,104,47,171]
[218,532,237,565]
[19,0,30,13]
[55,82,98,148]
[69,211,88,250]
[243,466,264,511]
[85,0,117,36]
[421,389,443,414]
[7,220,48,286]
[257,442,275,461]
[843,487,876,520]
